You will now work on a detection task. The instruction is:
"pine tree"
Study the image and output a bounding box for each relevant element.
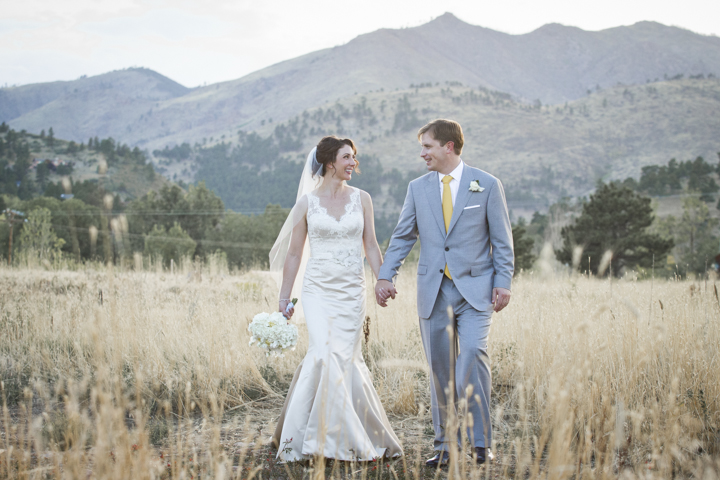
[556,182,673,276]
[512,220,536,273]
[675,197,719,274]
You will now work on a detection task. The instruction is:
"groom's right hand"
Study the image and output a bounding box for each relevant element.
[375,280,397,307]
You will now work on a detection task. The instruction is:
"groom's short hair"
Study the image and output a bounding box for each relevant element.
[418,119,464,155]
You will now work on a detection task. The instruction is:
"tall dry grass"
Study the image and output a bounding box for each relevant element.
[0,261,719,478]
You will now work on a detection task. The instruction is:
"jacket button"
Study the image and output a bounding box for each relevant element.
[439,269,444,274]
[445,247,449,251]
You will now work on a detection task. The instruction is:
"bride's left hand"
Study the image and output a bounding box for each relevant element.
[280,300,294,320]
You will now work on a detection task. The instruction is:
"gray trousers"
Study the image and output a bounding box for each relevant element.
[419,276,493,450]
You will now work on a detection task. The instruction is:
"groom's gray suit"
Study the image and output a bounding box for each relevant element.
[378,161,514,451]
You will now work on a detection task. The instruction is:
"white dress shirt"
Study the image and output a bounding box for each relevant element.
[437,160,464,206]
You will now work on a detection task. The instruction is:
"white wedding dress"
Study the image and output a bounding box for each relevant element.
[272,187,403,461]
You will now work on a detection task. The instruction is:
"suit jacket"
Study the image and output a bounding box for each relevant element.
[378,163,514,319]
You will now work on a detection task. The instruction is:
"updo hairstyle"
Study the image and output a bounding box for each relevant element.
[315,136,360,177]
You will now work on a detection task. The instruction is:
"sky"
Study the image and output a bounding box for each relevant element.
[1,0,718,89]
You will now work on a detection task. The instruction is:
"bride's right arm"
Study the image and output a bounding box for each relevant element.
[279,197,308,318]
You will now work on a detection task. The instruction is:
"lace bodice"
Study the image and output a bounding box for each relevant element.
[306,187,364,271]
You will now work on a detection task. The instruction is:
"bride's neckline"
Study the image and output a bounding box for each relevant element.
[309,187,358,223]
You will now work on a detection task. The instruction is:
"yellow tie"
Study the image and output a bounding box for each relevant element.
[442,175,453,279]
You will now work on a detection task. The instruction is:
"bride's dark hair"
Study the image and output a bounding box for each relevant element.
[315,136,360,177]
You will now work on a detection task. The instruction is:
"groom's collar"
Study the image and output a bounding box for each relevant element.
[435,159,465,182]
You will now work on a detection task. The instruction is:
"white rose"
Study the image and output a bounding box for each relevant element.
[469,180,485,192]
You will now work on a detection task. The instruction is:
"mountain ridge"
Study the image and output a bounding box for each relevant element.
[3,15,720,155]
[0,68,189,121]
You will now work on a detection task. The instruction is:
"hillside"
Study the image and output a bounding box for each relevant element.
[3,15,720,152]
[155,76,720,220]
[0,126,166,203]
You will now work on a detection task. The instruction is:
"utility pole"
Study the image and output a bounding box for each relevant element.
[4,209,25,266]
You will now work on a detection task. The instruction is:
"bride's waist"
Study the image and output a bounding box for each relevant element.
[308,249,363,267]
[304,255,366,285]
[309,253,362,263]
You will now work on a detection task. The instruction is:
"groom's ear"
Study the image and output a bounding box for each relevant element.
[444,141,454,153]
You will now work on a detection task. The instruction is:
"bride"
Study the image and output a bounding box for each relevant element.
[269,136,403,462]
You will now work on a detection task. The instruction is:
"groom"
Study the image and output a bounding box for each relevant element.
[376,119,513,465]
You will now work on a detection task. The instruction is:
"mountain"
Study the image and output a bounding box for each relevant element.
[3,14,720,151]
[0,68,189,143]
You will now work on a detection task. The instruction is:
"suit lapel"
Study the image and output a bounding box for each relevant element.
[424,173,446,237]
[447,163,473,236]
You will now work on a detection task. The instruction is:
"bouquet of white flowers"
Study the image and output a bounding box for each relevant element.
[248,299,299,357]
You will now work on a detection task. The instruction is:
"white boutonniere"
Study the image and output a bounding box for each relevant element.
[469,180,484,192]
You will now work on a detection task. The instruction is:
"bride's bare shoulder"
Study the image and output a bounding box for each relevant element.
[348,185,367,196]
[352,187,373,207]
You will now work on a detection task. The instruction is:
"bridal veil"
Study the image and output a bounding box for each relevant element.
[268,147,324,315]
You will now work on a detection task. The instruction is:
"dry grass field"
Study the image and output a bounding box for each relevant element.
[1,260,719,479]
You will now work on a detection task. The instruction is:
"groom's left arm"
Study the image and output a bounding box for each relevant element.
[486,179,514,309]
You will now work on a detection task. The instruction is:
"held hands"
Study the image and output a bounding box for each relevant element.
[492,287,511,312]
[374,279,397,307]
[375,281,508,311]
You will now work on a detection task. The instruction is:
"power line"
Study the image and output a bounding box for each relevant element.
[38,209,274,217]
[9,207,401,217]
[8,207,400,251]
[42,221,275,249]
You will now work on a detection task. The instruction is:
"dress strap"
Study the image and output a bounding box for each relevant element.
[306,191,321,215]
[349,187,362,213]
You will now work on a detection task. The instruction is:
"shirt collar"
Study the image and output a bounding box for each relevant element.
[439,160,465,182]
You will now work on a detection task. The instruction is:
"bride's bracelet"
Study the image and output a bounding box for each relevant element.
[279,298,291,302]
